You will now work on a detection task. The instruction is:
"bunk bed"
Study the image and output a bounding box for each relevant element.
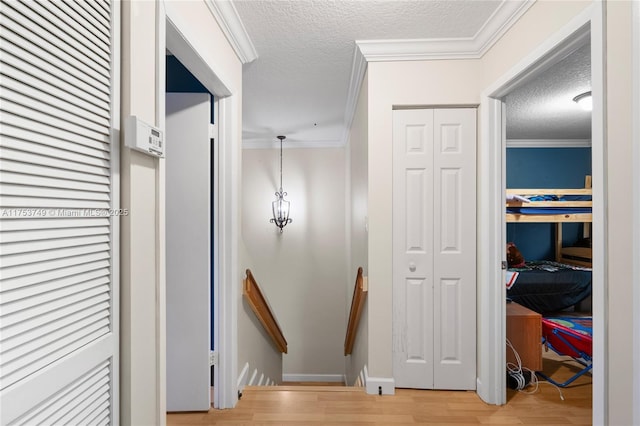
[505,177,592,314]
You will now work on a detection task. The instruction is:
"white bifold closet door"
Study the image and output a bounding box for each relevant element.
[0,1,119,424]
[392,108,477,390]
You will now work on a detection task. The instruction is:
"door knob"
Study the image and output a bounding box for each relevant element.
[409,262,416,272]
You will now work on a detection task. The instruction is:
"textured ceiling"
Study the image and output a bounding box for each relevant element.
[505,42,591,140]
[235,0,503,146]
[234,1,588,147]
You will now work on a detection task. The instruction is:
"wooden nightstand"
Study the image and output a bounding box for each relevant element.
[506,302,542,371]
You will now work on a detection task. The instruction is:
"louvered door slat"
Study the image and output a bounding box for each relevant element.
[1,251,110,280]
[1,275,110,315]
[0,196,110,210]
[0,148,108,177]
[1,77,110,130]
[1,260,111,293]
[33,0,111,59]
[0,10,110,95]
[2,310,109,368]
[0,0,116,421]
[68,0,110,35]
[51,1,111,45]
[0,87,109,136]
[2,2,111,83]
[9,361,111,426]
[1,137,110,167]
[0,226,110,244]
[2,287,110,335]
[0,217,110,231]
[1,125,111,157]
[0,111,110,152]
[0,235,110,258]
[58,380,110,425]
[0,49,111,113]
[1,184,111,202]
[1,184,110,204]
[0,100,109,143]
[1,320,111,390]
[0,269,109,304]
[1,242,110,268]
[34,375,110,426]
[0,171,110,193]
[0,159,110,185]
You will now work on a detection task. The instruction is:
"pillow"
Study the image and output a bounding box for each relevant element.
[506,242,525,268]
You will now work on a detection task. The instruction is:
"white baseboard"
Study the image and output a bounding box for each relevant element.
[282,373,345,383]
[365,376,395,395]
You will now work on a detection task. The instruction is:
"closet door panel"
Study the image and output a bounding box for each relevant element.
[432,108,477,390]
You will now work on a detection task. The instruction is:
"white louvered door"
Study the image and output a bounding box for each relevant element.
[0,1,119,424]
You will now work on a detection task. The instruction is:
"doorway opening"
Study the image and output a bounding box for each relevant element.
[163,13,239,410]
[502,37,593,408]
[165,52,217,412]
[479,5,605,423]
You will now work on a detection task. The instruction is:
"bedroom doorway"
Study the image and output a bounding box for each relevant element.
[479,4,605,422]
[502,35,593,405]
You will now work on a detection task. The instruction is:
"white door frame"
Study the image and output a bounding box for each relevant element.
[160,7,239,411]
[632,1,640,423]
[478,3,606,424]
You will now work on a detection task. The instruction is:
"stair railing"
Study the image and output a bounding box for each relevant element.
[344,267,367,355]
[243,269,288,353]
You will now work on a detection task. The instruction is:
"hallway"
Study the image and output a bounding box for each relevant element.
[167,354,592,425]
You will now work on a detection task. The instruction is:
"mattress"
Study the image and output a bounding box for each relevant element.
[506,261,592,313]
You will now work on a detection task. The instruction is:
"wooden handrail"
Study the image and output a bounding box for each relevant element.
[344,267,367,356]
[243,269,288,353]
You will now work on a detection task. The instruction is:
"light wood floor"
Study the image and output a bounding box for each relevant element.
[167,352,592,425]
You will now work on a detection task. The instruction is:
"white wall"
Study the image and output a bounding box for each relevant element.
[242,147,348,378]
[345,71,369,385]
[120,2,162,424]
[120,0,243,422]
[480,1,591,88]
[605,2,635,424]
[345,73,369,385]
[365,60,482,380]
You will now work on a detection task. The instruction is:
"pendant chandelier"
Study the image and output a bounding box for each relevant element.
[270,135,292,232]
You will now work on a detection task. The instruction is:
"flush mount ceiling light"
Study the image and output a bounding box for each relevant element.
[573,91,592,111]
[270,135,292,233]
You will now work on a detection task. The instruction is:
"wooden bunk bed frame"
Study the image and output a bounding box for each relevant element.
[506,176,592,267]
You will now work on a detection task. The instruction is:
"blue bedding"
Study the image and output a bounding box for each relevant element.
[507,207,591,214]
[507,261,592,313]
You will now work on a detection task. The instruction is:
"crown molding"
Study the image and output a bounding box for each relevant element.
[206,0,258,64]
[356,38,480,62]
[473,0,535,55]
[341,0,534,146]
[340,47,368,146]
[242,139,345,150]
[356,0,534,62]
[506,139,592,148]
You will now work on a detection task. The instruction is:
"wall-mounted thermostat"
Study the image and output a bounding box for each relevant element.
[124,115,164,157]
